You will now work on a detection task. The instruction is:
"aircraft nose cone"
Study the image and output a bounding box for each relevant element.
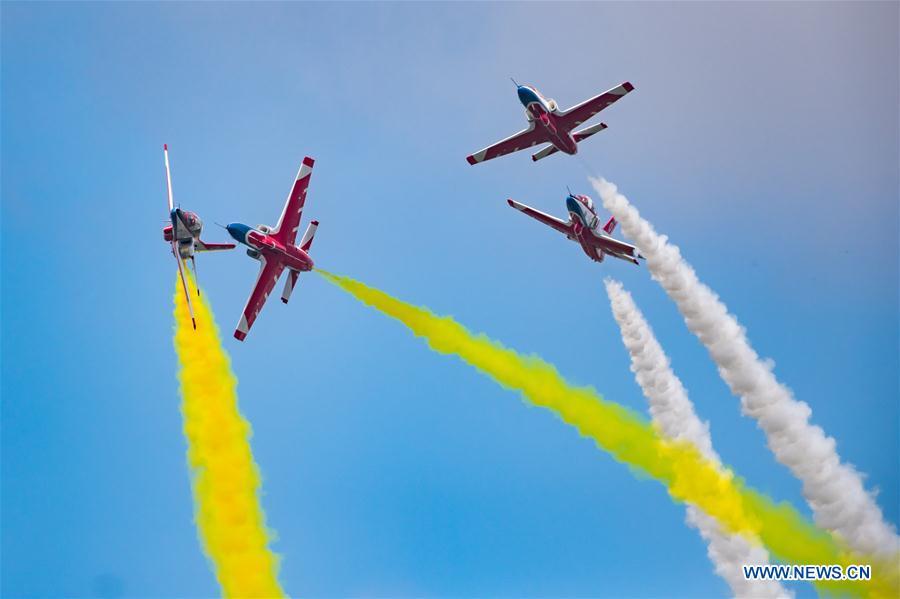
[517,86,532,105]
[226,223,247,242]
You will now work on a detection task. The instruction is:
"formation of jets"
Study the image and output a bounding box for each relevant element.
[162,79,637,341]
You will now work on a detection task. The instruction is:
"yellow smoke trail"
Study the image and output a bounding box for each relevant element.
[318,269,898,597]
[173,273,285,599]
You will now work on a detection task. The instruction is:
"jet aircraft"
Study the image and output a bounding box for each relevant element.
[507,192,643,265]
[162,144,235,329]
[467,81,634,164]
[225,157,319,341]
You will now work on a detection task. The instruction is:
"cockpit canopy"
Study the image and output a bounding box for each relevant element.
[566,194,599,229]
[518,86,558,112]
[568,194,594,212]
[533,89,558,112]
[183,211,201,231]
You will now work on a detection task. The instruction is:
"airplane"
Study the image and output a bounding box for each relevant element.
[507,191,643,265]
[162,144,235,329]
[225,156,319,341]
[466,80,634,165]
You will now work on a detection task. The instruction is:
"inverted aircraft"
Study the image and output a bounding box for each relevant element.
[507,192,643,265]
[467,81,634,164]
[226,157,319,341]
[162,144,235,329]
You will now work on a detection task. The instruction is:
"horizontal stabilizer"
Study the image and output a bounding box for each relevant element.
[281,270,300,304]
[195,239,236,252]
[299,220,318,252]
[573,122,608,142]
[609,248,642,266]
[531,144,560,162]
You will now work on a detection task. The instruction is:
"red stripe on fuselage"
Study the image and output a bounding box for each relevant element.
[528,103,577,155]
[246,230,314,271]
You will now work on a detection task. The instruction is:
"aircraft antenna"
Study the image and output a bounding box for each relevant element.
[510,77,519,87]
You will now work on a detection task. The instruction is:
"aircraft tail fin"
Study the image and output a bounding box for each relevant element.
[602,216,617,234]
[573,122,608,142]
[282,221,318,304]
[532,144,560,162]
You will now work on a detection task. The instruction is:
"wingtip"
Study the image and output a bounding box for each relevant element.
[622,81,635,92]
[311,220,320,226]
[164,143,168,151]
[281,298,288,304]
[191,318,197,330]
[466,155,477,166]
[233,330,247,341]
[303,156,315,167]
[506,198,515,207]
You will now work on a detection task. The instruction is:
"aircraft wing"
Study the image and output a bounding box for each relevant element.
[234,256,285,341]
[172,243,196,329]
[507,199,573,236]
[557,82,634,130]
[593,235,640,260]
[164,144,174,211]
[272,157,314,246]
[195,239,235,252]
[467,122,549,165]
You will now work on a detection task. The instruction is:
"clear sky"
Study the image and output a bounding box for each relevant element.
[2,2,897,597]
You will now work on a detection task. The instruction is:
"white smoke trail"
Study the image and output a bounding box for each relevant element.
[591,177,899,559]
[605,278,791,598]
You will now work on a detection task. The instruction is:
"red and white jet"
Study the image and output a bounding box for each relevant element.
[162,144,235,329]
[467,81,634,164]
[225,157,319,341]
[508,192,643,265]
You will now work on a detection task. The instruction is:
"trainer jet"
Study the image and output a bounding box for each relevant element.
[467,81,634,164]
[225,157,319,341]
[507,192,643,265]
[162,144,235,329]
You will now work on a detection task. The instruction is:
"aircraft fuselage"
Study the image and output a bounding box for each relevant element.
[565,194,638,264]
[226,223,314,272]
[517,85,578,155]
[163,208,202,259]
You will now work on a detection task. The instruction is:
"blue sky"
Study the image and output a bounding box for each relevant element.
[2,2,897,597]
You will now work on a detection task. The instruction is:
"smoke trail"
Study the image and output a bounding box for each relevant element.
[591,177,899,561]
[605,278,791,598]
[173,273,285,598]
[317,269,895,597]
